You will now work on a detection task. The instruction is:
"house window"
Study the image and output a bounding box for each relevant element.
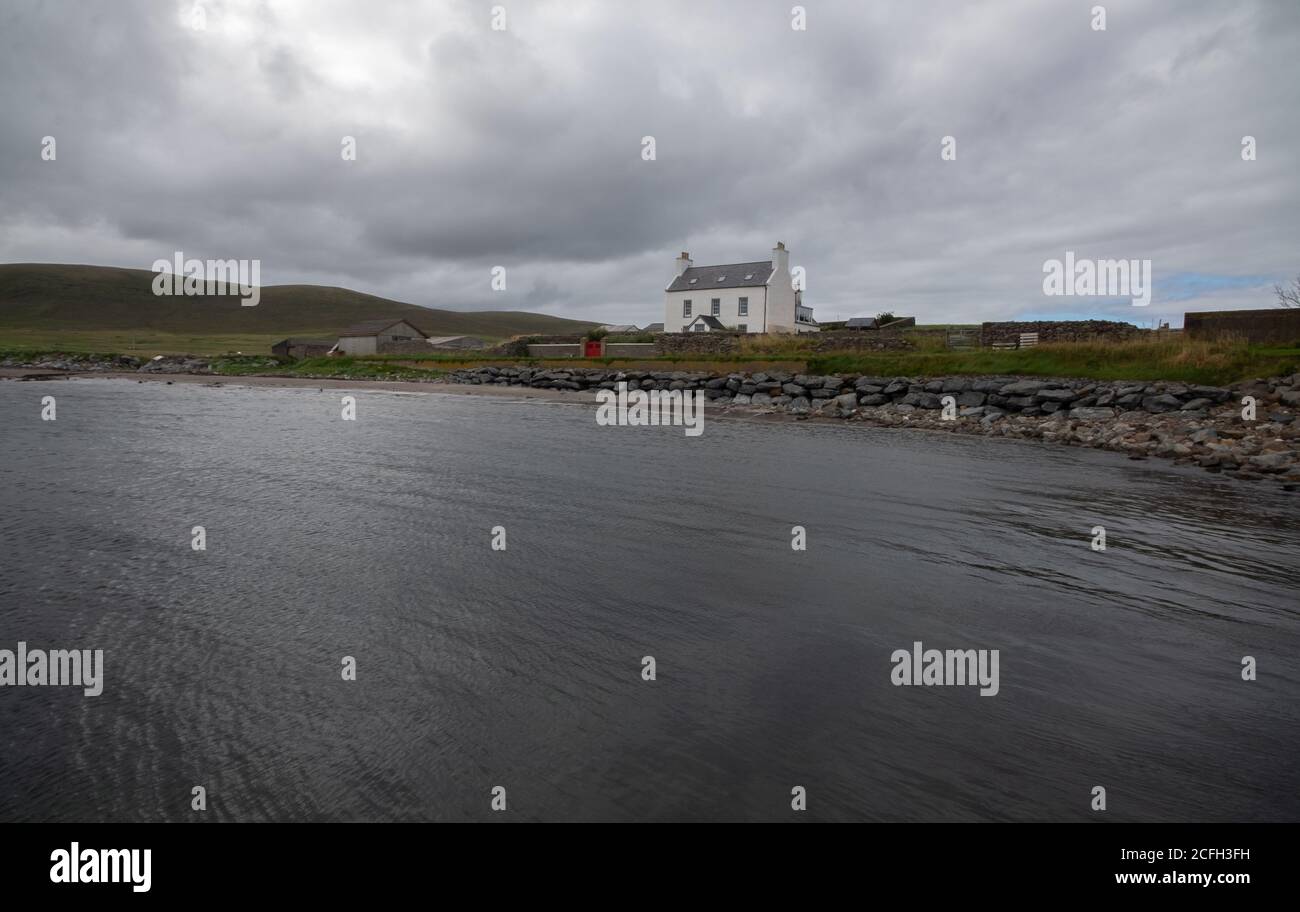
[737,324,747,333]
[683,299,692,317]
[711,299,720,316]
[738,297,748,316]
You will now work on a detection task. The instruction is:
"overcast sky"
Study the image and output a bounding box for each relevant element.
[2,0,1297,326]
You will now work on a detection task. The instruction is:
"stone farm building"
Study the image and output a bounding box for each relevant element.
[271,338,334,359]
[334,319,429,355]
[664,241,817,334]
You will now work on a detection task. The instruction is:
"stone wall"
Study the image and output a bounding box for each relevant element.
[652,331,916,355]
[527,343,583,358]
[1184,308,1300,345]
[980,320,1143,346]
[604,342,656,357]
[652,332,746,354]
[488,334,584,357]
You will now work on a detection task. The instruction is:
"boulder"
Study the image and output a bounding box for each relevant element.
[1069,407,1117,420]
[1000,379,1048,396]
[1035,388,1077,402]
[1141,394,1183,413]
[899,392,942,409]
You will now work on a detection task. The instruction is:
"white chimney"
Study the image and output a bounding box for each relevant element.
[675,250,692,277]
[771,241,789,283]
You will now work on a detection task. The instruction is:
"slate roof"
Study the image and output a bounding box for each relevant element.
[339,319,428,338]
[685,315,728,331]
[666,261,775,293]
[846,317,878,329]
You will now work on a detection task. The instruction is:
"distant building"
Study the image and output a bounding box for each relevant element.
[599,324,639,334]
[845,317,878,330]
[642,322,664,333]
[271,338,334,359]
[335,319,428,355]
[664,241,817,334]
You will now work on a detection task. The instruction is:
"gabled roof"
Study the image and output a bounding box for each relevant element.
[846,317,878,328]
[642,322,664,333]
[667,261,774,293]
[685,315,727,331]
[339,319,428,338]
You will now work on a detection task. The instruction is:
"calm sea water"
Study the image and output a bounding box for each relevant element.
[1,378,1297,822]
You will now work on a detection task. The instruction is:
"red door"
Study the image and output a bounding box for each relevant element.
[584,340,603,357]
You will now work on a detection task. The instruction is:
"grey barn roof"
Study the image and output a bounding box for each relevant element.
[846,317,878,328]
[339,319,428,337]
[666,261,775,293]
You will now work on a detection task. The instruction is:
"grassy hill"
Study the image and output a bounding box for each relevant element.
[0,263,597,355]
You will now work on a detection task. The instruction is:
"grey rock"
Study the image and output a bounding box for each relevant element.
[1142,394,1183,413]
[956,390,986,407]
[858,393,888,406]
[1069,407,1117,420]
[1035,388,1077,402]
[1249,452,1294,472]
[900,392,942,409]
[1000,379,1048,396]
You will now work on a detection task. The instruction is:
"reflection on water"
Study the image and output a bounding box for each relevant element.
[1,379,1297,821]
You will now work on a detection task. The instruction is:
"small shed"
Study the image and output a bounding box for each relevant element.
[271,338,335,359]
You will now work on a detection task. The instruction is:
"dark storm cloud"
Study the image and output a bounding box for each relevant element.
[1,0,1297,325]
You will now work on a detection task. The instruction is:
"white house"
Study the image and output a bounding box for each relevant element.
[664,242,817,334]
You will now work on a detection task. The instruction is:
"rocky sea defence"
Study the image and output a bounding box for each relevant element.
[446,366,1300,488]
[4,353,1296,488]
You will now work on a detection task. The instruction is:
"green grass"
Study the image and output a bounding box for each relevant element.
[809,339,1300,386]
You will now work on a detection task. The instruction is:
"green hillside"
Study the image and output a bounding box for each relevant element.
[0,263,596,355]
